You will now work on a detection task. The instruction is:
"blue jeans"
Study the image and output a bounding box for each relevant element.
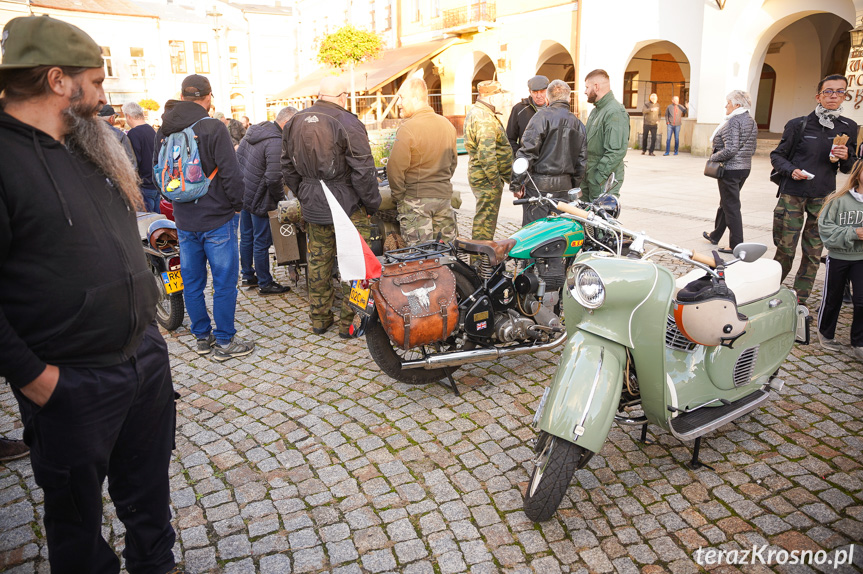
[239,210,255,281]
[251,213,275,286]
[178,217,239,345]
[141,187,160,213]
[666,125,681,153]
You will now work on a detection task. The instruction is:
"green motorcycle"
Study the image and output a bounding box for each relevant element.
[520,195,810,522]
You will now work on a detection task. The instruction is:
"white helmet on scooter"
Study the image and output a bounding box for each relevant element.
[673,276,748,347]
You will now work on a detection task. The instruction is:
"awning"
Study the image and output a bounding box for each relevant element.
[273,38,461,100]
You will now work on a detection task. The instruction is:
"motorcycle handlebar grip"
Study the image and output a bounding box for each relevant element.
[556,202,590,219]
[691,251,717,267]
[513,198,531,205]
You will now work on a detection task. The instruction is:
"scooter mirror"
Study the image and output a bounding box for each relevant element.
[602,173,617,194]
[512,157,529,175]
[568,188,582,202]
[380,157,388,166]
[732,243,767,263]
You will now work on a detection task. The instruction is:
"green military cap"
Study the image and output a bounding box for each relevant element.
[0,16,103,71]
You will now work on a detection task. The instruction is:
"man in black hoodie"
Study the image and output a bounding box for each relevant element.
[154,74,253,361]
[0,16,177,573]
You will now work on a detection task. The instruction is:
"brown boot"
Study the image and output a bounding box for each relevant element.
[0,438,29,462]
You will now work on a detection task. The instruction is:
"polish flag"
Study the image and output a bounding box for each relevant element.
[320,181,383,281]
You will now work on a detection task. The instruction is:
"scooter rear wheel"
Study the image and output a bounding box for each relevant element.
[524,433,591,522]
[151,261,185,331]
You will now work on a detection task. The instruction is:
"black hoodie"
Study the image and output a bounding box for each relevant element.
[154,100,243,231]
[0,109,158,388]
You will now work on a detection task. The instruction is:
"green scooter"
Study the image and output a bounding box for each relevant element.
[515,181,810,522]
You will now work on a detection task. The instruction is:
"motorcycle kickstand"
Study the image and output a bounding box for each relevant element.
[686,437,714,471]
[424,345,461,396]
[639,423,652,445]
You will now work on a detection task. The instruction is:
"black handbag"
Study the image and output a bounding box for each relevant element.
[704,159,725,179]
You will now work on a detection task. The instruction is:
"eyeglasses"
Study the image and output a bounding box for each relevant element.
[819,89,847,96]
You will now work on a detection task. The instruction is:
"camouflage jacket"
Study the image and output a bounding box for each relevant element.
[464,101,512,190]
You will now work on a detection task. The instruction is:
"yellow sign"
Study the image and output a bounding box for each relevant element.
[162,270,183,294]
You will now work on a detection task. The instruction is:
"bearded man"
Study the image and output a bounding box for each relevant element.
[0,16,178,574]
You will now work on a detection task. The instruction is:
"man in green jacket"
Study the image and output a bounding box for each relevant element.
[388,77,460,244]
[464,80,512,240]
[583,69,630,201]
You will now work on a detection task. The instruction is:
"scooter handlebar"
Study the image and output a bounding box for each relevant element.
[690,251,717,268]
[512,198,532,205]
[555,202,591,219]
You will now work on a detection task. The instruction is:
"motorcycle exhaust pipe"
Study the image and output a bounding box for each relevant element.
[401,334,567,370]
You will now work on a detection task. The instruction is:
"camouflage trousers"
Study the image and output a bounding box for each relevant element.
[772,194,825,303]
[471,184,503,241]
[397,197,457,245]
[306,207,371,332]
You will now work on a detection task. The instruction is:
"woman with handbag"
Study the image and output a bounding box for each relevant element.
[703,90,758,253]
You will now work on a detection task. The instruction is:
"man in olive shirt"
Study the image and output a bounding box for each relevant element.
[388,77,459,243]
[642,93,659,156]
[583,69,629,200]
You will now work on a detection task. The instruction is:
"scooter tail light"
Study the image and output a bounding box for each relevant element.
[168,256,181,272]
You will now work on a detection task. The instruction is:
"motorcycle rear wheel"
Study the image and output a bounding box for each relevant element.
[524,433,592,522]
[151,263,185,331]
[365,267,475,385]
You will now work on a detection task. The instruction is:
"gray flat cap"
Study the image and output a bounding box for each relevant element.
[527,75,549,91]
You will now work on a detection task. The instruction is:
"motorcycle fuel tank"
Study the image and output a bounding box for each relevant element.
[508,217,585,260]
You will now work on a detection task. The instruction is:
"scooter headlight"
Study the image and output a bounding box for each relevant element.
[569,265,605,308]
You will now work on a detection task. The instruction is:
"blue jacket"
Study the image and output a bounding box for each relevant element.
[237,121,285,217]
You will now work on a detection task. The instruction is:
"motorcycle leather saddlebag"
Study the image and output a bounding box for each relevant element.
[371,258,458,350]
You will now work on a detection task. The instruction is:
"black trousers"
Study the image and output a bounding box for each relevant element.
[708,168,750,249]
[818,256,863,347]
[642,124,657,153]
[13,323,177,574]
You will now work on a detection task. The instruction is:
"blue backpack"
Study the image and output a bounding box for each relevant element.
[154,118,218,203]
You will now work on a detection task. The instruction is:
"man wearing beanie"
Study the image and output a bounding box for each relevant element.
[0,16,178,573]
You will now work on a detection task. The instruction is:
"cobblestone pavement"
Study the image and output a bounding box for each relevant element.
[1,216,862,574]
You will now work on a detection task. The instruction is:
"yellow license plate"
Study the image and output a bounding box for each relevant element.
[161,270,183,294]
[349,281,370,310]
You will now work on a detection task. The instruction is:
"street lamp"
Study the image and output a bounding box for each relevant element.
[206,6,223,38]
[206,5,226,108]
[851,18,863,49]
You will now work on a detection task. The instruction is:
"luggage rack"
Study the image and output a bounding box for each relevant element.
[383,241,453,263]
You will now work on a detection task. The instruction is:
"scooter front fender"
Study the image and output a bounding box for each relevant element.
[538,331,626,454]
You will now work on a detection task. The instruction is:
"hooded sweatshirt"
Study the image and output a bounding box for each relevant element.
[0,109,158,388]
[237,121,285,217]
[818,190,863,261]
[154,100,243,231]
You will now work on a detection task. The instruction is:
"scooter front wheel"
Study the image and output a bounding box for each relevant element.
[524,433,591,522]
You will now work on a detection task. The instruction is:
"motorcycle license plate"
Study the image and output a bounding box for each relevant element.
[348,280,371,314]
[161,270,183,294]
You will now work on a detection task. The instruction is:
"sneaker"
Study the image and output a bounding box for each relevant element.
[663,152,669,156]
[674,152,679,155]
[818,330,842,350]
[241,276,258,287]
[196,334,216,355]
[0,438,29,462]
[853,347,863,361]
[213,338,255,362]
[259,282,290,295]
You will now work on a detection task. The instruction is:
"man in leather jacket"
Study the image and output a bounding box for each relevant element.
[281,76,381,336]
[513,80,587,225]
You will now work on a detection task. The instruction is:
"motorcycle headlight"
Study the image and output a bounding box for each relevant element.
[569,265,605,308]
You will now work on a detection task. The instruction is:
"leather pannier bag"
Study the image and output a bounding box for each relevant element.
[371,258,458,350]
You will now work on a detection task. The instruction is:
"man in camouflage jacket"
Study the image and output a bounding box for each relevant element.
[464,80,512,240]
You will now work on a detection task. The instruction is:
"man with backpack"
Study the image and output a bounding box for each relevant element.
[154,74,254,361]
[770,74,857,305]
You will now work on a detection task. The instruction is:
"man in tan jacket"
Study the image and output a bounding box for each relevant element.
[388,77,460,244]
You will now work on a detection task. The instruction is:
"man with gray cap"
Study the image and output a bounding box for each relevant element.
[464,80,512,241]
[0,15,178,573]
[281,76,380,337]
[506,74,548,156]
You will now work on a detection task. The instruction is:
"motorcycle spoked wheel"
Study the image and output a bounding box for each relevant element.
[151,260,185,331]
[365,267,476,385]
[523,432,593,522]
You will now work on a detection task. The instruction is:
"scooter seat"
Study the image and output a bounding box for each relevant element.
[136,212,168,242]
[454,238,516,266]
[675,258,782,306]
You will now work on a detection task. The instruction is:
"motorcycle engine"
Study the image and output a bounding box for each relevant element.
[534,257,566,291]
[495,311,535,343]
